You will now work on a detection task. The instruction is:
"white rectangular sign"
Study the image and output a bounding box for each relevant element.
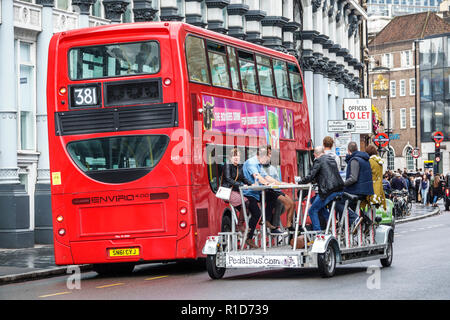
[226,254,300,268]
[343,98,372,134]
[327,120,356,132]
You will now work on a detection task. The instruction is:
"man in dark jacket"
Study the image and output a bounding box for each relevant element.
[335,142,374,232]
[298,146,344,231]
[391,173,406,190]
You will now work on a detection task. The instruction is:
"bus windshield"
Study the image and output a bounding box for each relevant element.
[69,41,160,80]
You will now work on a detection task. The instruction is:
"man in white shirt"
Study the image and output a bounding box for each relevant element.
[323,136,340,169]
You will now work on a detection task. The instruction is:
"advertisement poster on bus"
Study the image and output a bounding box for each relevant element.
[201,94,294,149]
[267,107,280,149]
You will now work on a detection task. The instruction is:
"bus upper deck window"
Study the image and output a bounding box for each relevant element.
[68,41,160,80]
[273,59,291,100]
[206,41,230,88]
[238,50,258,94]
[186,36,210,84]
[256,55,275,97]
[288,63,304,102]
[227,47,241,91]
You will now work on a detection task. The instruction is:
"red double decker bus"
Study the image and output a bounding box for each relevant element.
[46,22,311,274]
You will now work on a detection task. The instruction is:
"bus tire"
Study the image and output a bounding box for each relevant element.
[93,262,135,276]
[380,234,393,267]
[206,254,225,280]
[317,244,336,278]
[221,213,232,232]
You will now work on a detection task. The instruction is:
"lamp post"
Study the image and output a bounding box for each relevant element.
[372,66,391,163]
[413,39,422,171]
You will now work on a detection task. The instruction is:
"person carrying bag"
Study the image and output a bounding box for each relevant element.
[221,147,260,249]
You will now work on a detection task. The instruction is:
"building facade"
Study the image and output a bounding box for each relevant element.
[0,0,368,248]
[368,12,450,172]
[419,32,450,173]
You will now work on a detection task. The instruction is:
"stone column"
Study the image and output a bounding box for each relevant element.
[72,0,96,27]
[260,0,287,51]
[133,0,158,22]
[185,0,206,28]
[244,0,266,45]
[0,0,31,248]
[227,0,248,40]
[103,0,130,23]
[33,0,55,244]
[282,0,300,56]
[205,0,229,34]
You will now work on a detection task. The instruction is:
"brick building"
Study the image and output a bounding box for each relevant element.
[368,12,450,172]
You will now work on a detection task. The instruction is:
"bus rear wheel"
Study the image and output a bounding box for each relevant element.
[206,254,225,280]
[93,262,135,276]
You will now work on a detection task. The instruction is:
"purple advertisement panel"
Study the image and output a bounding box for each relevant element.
[244,102,267,137]
[201,94,294,141]
[225,98,246,134]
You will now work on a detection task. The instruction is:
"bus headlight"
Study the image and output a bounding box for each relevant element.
[180,207,187,215]
[179,221,187,229]
[56,215,64,223]
[58,228,66,236]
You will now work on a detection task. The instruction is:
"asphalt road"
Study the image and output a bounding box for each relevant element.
[1,211,450,301]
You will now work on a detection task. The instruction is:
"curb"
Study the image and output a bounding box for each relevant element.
[0,264,92,285]
[395,207,441,224]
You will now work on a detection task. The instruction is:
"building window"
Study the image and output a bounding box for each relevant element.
[400,79,406,96]
[405,146,414,170]
[387,147,395,170]
[410,107,416,128]
[390,80,396,97]
[400,108,407,128]
[56,0,70,11]
[382,53,393,68]
[402,50,412,67]
[15,40,36,151]
[371,83,377,99]
[410,78,416,95]
[384,108,394,130]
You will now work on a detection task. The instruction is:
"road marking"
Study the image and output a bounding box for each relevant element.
[145,275,168,281]
[39,291,72,298]
[96,283,124,289]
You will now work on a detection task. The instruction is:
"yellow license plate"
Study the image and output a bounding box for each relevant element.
[109,247,140,257]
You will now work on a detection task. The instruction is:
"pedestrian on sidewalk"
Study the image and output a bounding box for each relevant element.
[432,174,443,207]
[420,174,430,206]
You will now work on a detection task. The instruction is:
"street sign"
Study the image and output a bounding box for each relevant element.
[373,74,389,96]
[327,120,356,132]
[343,98,372,134]
[334,132,352,156]
[373,133,389,148]
[432,131,444,143]
[412,148,420,159]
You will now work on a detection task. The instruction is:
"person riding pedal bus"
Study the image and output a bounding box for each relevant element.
[297,146,344,231]
[335,142,374,234]
[243,145,295,234]
[222,147,261,249]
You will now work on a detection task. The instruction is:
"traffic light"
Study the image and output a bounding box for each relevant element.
[435,142,441,162]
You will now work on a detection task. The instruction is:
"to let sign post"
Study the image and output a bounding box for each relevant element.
[343,98,372,134]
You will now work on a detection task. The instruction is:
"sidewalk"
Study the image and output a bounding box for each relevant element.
[0,203,442,285]
[0,245,92,284]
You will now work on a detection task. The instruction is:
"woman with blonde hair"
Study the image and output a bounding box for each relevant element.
[365,144,386,211]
